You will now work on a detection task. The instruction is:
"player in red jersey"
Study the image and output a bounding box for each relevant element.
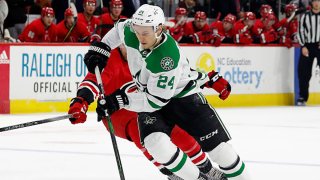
[192,13,237,46]
[168,7,189,42]
[78,0,100,34]
[68,45,228,180]
[260,12,278,44]
[99,0,127,37]
[56,8,91,42]
[234,12,261,44]
[184,11,210,37]
[276,3,299,47]
[18,7,57,42]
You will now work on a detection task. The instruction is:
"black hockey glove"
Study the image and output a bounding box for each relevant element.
[96,82,135,119]
[84,41,111,74]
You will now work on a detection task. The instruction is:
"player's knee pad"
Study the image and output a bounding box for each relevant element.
[208,142,239,168]
[144,132,177,164]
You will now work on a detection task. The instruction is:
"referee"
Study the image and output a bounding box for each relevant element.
[297,0,320,106]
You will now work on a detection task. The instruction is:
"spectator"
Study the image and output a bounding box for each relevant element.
[51,0,69,23]
[168,7,188,42]
[4,0,34,39]
[28,0,51,15]
[56,8,91,42]
[98,0,127,37]
[178,0,205,17]
[234,12,260,44]
[296,0,320,106]
[260,12,278,44]
[0,0,8,42]
[78,0,100,34]
[121,0,148,18]
[19,7,57,42]
[276,3,299,47]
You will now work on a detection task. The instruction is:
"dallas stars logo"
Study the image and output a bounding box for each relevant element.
[160,57,174,71]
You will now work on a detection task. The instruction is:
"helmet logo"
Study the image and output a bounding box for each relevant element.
[160,57,174,71]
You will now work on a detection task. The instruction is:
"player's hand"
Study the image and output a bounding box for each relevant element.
[68,97,88,124]
[84,41,111,74]
[202,70,231,100]
[302,47,309,57]
[96,82,135,117]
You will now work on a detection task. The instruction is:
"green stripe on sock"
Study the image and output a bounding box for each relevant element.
[169,153,187,173]
[225,162,245,178]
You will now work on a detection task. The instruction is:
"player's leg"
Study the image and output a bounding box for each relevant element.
[138,112,209,180]
[163,93,251,180]
[171,126,226,179]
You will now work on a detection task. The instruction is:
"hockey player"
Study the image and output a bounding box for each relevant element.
[78,0,100,34]
[184,11,210,37]
[18,7,57,42]
[83,4,250,180]
[192,13,236,45]
[234,12,260,44]
[68,44,227,179]
[168,7,189,42]
[56,8,91,42]
[276,4,299,47]
[99,0,127,37]
[260,13,278,44]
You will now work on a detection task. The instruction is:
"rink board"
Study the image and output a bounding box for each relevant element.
[0,43,319,114]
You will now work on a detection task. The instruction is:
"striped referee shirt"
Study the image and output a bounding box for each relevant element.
[298,10,320,46]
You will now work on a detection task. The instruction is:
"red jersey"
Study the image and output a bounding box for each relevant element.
[79,48,136,139]
[56,21,91,42]
[210,21,236,42]
[184,21,210,36]
[100,13,127,37]
[78,13,100,34]
[168,19,189,42]
[18,18,57,42]
[234,20,261,44]
[276,18,298,41]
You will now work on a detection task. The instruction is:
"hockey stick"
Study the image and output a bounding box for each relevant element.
[95,66,125,180]
[0,114,73,132]
[63,1,78,42]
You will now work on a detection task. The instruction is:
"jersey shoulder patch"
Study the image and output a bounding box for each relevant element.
[145,34,180,74]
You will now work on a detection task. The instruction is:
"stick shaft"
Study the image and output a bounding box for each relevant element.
[95,66,125,180]
[0,114,72,132]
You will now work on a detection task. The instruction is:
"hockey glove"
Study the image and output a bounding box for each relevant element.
[202,71,231,100]
[68,97,89,124]
[84,41,111,74]
[96,82,135,118]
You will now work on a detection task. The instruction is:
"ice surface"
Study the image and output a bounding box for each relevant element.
[1,106,320,180]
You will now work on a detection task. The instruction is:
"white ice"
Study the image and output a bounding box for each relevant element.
[1,106,320,180]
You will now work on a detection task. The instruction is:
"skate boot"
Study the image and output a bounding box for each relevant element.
[167,174,183,180]
[198,172,210,180]
[297,98,306,106]
[206,167,228,180]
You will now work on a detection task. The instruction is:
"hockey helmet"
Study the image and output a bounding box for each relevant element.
[244,12,256,21]
[111,0,123,8]
[83,0,96,5]
[285,4,297,14]
[194,11,207,21]
[260,4,272,17]
[175,7,187,16]
[41,7,55,17]
[223,14,236,24]
[132,4,165,31]
[64,7,74,17]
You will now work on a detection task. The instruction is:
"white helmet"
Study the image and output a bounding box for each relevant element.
[132,4,165,31]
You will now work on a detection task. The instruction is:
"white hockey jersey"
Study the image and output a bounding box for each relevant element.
[101,19,207,112]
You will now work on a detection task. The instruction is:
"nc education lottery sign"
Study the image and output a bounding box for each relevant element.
[181,46,295,94]
[10,45,89,101]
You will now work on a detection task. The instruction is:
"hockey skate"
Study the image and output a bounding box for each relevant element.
[297,98,306,106]
[167,174,184,180]
[206,167,228,180]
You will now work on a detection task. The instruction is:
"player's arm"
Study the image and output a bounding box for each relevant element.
[83,19,127,74]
